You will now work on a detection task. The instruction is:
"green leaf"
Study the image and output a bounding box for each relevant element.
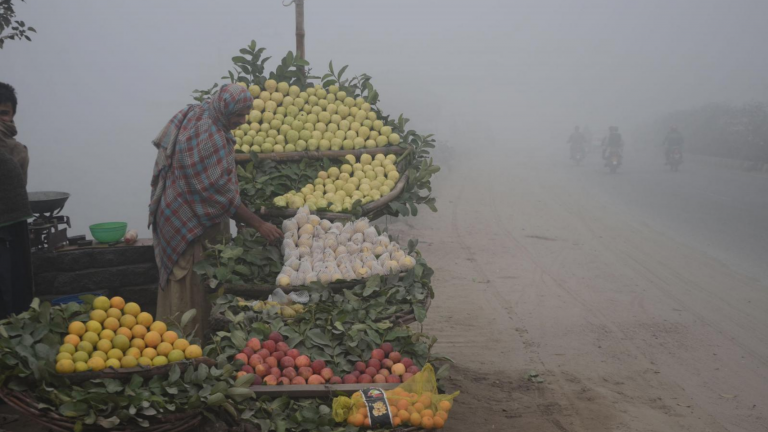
[306,329,331,347]
[168,364,181,383]
[235,373,255,387]
[59,402,90,417]
[180,309,197,329]
[227,387,255,402]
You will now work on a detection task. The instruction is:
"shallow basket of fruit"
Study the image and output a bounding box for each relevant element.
[0,387,203,432]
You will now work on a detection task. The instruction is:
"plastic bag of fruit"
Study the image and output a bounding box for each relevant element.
[332,364,459,429]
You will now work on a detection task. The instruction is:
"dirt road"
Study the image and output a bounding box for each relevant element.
[388,152,768,432]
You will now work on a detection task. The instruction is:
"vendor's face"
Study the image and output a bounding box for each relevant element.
[0,103,13,123]
[228,108,250,130]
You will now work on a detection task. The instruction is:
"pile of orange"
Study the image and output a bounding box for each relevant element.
[55,296,202,374]
[346,388,451,429]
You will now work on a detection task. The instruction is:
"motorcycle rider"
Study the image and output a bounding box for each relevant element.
[663,126,684,165]
[567,126,587,160]
[601,126,624,166]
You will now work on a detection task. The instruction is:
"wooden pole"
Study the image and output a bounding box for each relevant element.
[295,0,305,61]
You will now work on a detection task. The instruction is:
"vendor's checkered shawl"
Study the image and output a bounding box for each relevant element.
[148,84,252,287]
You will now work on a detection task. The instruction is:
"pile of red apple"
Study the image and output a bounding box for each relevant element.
[234,331,341,386]
[341,342,421,385]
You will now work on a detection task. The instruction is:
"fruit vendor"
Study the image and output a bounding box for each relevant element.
[0,82,34,319]
[148,84,282,337]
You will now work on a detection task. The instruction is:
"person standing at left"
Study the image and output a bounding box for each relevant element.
[0,82,34,317]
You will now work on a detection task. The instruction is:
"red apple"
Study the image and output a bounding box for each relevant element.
[254,364,269,377]
[365,367,377,378]
[358,374,373,384]
[236,371,247,379]
[407,366,420,375]
[272,351,285,362]
[373,374,386,384]
[320,367,334,381]
[287,349,300,359]
[379,343,393,355]
[388,351,402,363]
[329,376,342,385]
[256,349,271,359]
[262,340,276,354]
[354,362,367,373]
[252,375,263,386]
[298,367,313,380]
[265,357,278,369]
[311,359,326,375]
[270,367,282,379]
[386,375,401,384]
[308,374,326,385]
[291,376,306,385]
[249,354,264,369]
[276,342,290,353]
[241,365,254,374]
[234,353,248,364]
[342,374,357,384]
[371,349,385,361]
[351,371,361,378]
[381,359,394,370]
[246,338,261,352]
[242,347,255,358]
[379,369,390,377]
[367,359,381,370]
[279,356,295,369]
[268,331,284,343]
[401,373,414,383]
[282,367,297,380]
[401,358,414,369]
[263,375,278,385]
[278,377,290,386]
[295,355,311,368]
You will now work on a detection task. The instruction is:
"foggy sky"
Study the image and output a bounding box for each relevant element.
[2,0,767,238]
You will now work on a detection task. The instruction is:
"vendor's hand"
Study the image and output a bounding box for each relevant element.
[255,221,283,243]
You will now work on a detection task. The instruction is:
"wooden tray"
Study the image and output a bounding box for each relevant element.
[235,145,407,163]
[62,357,217,384]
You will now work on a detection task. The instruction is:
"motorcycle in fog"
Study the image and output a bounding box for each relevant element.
[606,148,622,173]
[571,143,586,165]
[667,147,682,171]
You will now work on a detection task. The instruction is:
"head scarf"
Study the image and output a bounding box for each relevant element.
[148,84,252,287]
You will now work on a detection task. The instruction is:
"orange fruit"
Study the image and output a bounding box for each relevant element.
[131,325,147,339]
[110,296,125,310]
[173,339,190,351]
[393,417,402,427]
[407,406,416,414]
[397,410,410,422]
[419,395,432,407]
[136,312,153,327]
[413,403,425,413]
[125,347,141,359]
[438,400,452,412]
[436,411,448,421]
[422,409,434,418]
[357,407,367,417]
[142,348,158,360]
[347,414,363,427]
[119,314,137,330]
[106,308,122,320]
[131,338,146,351]
[99,329,115,341]
[89,309,107,324]
[363,418,371,428]
[92,296,110,311]
[63,334,80,346]
[161,331,178,344]
[422,416,434,429]
[433,416,445,428]
[68,322,86,337]
[149,321,167,335]
[103,317,119,332]
[144,331,161,348]
[396,399,409,411]
[156,342,173,357]
[123,302,141,317]
[116,327,133,340]
[409,412,422,427]
[390,406,399,416]
[184,344,202,359]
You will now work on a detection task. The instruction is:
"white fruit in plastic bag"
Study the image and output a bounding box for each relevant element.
[281,239,296,254]
[299,224,314,237]
[297,234,313,248]
[305,272,318,284]
[294,212,309,228]
[285,257,301,271]
[324,237,338,251]
[284,248,300,262]
[361,242,373,254]
[309,215,321,227]
[331,272,343,282]
[345,242,361,255]
[377,252,390,267]
[290,270,304,286]
[284,230,298,245]
[335,245,348,257]
[277,274,291,287]
[342,222,355,237]
[399,256,416,270]
[332,222,343,232]
[354,218,370,234]
[314,226,326,237]
[298,245,311,258]
[352,260,364,273]
[338,232,351,245]
[373,246,385,257]
[282,219,298,233]
[320,219,332,231]
[351,233,364,246]
[364,226,378,244]
[370,261,386,276]
[311,239,324,254]
[335,254,352,267]
[391,250,405,262]
[323,248,336,262]
[357,267,370,278]
[385,260,401,274]
[375,235,391,248]
[365,260,376,270]
[319,271,332,285]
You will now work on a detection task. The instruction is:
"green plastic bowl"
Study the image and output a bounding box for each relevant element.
[89,222,128,243]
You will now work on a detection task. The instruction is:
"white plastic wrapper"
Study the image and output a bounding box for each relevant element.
[338,232,351,245]
[314,225,326,238]
[281,239,296,254]
[335,245,348,257]
[298,224,314,237]
[377,252,391,267]
[282,219,298,234]
[297,234,313,248]
[375,235,391,248]
[364,226,378,244]
[320,219,332,232]
[361,242,373,254]
[308,215,321,227]
[276,273,291,287]
[305,272,318,285]
[335,253,352,267]
[341,222,355,237]
[280,266,297,278]
[391,250,406,262]
[399,256,416,270]
[323,237,338,252]
[365,260,376,270]
[373,245,386,257]
[332,222,344,232]
[370,261,386,276]
[384,260,401,275]
[298,259,313,276]
[354,218,370,234]
[284,248,300,263]
[357,267,371,278]
[318,269,332,285]
[323,248,337,262]
[285,257,301,271]
[294,206,310,227]
[298,245,311,258]
[284,230,298,245]
[290,270,304,286]
[340,262,357,280]
[351,233,364,246]
[311,239,325,255]
[345,242,361,256]
[289,290,310,304]
[352,260,364,273]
